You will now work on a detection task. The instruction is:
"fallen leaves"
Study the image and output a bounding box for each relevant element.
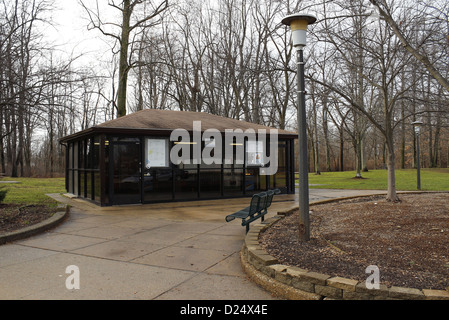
[259,193,449,290]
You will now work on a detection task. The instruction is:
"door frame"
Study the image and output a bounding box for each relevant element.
[109,138,143,205]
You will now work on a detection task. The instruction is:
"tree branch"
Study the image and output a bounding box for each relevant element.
[369,0,449,92]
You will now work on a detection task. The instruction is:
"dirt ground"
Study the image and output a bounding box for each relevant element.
[259,193,449,290]
[0,204,58,234]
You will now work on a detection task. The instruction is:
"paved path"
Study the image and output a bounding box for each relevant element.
[0,189,386,300]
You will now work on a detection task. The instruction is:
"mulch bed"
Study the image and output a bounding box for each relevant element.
[259,193,449,290]
[0,204,59,234]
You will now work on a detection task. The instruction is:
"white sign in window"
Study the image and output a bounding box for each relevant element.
[246,140,264,166]
[145,138,169,168]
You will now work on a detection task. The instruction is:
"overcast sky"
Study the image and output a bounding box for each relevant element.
[44,0,113,68]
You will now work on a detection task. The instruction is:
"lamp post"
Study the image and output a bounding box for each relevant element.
[282,13,316,241]
[412,121,423,190]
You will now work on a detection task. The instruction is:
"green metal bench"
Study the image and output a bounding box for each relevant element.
[225,189,281,233]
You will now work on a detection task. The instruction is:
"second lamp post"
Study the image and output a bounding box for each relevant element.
[281,13,316,241]
[412,121,423,190]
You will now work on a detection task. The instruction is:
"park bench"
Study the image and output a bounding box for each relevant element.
[225,189,281,233]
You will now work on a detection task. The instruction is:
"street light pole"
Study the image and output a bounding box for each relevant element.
[416,131,421,190]
[282,14,316,241]
[296,47,310,240]
[412,121,423,190]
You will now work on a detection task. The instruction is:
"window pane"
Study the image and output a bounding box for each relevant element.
[86,172,92,200]
[68,170,73,194]
[104,141,110,204]
[80,170,85,197]
[68,144,73,193]
[174,169,198,200]
[94,172,101,202]
[112,142,141,204]
[275,141,287,191]
[223,143,244,169]
[200,169,221,198]
[246,140,264,166]
[245,168,266,194]
[68,143,73,169]
[79,140,85,169]
[144,168,173,202]
[223,169,243,196]
[74,142,79,195]
[86,138,93,169]
[93,136,100,170]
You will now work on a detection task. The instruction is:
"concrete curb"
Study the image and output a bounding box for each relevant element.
[240,193,449,300]
[0,205,69,245]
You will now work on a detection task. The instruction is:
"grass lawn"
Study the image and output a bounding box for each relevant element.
[0,177,66,206]
[301,168,449,191]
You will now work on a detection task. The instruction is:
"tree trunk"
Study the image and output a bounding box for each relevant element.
[322,109,332,172]
[339,128,344,171]
[433,111,441,168]
[400,101,405,169]
[355,134,362,178]
[116,0,131,118]
[0,107,5,174]
[385,135,399,202]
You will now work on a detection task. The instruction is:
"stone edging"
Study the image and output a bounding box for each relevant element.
[0,205,69,245]
[240,194,449,300]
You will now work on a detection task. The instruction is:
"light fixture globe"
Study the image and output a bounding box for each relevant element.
[281,13,317,47]
[412,120,423,133]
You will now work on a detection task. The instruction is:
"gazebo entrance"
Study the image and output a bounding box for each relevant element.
[110,138,142,205]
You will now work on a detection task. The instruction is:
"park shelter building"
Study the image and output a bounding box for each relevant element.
[59,109,297,206]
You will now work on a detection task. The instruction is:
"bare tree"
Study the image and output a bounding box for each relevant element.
[310,0,419,201]
[369,0,449,93]
[79,0,168,117]
[0,0,55,177]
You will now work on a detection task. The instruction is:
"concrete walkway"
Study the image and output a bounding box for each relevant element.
[0,189,386,300]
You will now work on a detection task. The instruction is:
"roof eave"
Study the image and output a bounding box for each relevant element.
[59,126,297,143]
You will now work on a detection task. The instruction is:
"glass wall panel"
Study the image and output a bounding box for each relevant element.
[275,141,287,191]
[79,140,85,169]
[199,169,221,198]
[174,168,198,200]
[68,143,73,194]
[104,139,110,205]
[223,142,244,169]
[112,142,141,204]
[260,174,268,192]
[86,138,93,170]
[199,143,221,199]
[73,142,79,195]
[245,168,266,194]
[94,172,101,202]
[267,175,274,190]
[80,169,85,197]
[246,140,264,166]
[143,168,173,202]
[223,169,243,196]
[93,136,100,169]
[68,143,73,168]
[86,173,92,199]
[86,138,93,199]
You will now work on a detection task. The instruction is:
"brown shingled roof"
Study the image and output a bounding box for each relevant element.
[60,109,296,142]
[98,109,296,134]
